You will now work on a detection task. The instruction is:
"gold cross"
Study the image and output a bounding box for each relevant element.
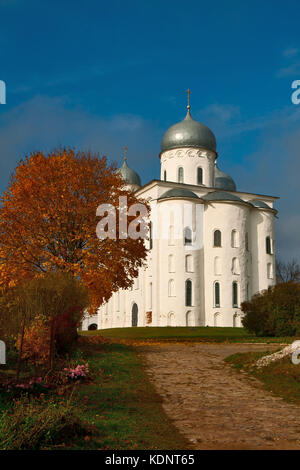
[185,88,192,109]
[124,145,128,162]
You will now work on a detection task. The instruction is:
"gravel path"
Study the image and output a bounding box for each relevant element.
[140,343,300,450]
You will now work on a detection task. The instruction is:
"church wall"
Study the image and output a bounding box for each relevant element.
[250,209,276,295]
[203,202,251,327]
[160,147,216,187]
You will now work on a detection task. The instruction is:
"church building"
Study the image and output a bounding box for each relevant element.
[83,97,278,329]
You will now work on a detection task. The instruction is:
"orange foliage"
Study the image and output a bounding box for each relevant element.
[16,316,50,367]
[0,149,149,312]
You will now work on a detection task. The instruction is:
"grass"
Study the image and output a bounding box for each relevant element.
[225,350,300,405]
[66,338,191,450]
[81,326,293,344]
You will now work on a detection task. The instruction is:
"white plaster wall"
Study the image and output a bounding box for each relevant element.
[203,201,251,327]
[160,147,216,187]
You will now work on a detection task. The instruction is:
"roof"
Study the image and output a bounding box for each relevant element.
[158,188,199,200]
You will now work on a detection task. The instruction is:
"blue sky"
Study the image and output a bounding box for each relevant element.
[1,0,300,260]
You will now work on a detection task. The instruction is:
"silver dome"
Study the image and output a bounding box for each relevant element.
[158,188,199,200]
[161,109,217,153]
[214,164,237,191]
[118,160,141,186]
[202,191,244,203]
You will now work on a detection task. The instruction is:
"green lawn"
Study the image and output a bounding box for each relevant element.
[81,326,293,344]
[225,351,300,405]
[69,339,191,450]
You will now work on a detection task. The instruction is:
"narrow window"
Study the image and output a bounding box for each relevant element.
[186,254,193,272]
[245,232,249,251]
[233,282,238,307]
[267,263,273,279]
[168,279,175,297]
[266,236,271,254]
[214,256,221,275]
[178,167,184,183]
[185,280,192,306]
[168,254,175,272]
[231,230,238,248]
[232,257,240,274]
[149,282,153,309]
[213,230,221,247]
[197,167,203,184]
[214,282,220,307]
[184,227,192,246]
[164,170,167,181]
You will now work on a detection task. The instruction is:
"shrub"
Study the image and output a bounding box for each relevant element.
[15,315,50,367]
[241,282,300,337]
[0,396,86,450]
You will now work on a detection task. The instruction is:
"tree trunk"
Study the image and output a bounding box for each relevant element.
[16,315,26,380]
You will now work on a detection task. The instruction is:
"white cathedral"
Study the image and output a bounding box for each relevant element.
[82,100,277,330]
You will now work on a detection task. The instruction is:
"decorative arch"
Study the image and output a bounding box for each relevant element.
[231,229,239,248]
[168,312,176,326]
[168,254,175,272]
[185,254,193,272]
[214,312,220,327]
[186,310,194,326]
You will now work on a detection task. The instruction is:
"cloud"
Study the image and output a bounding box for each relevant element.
[277,47,300,77]
[0,95,161,192]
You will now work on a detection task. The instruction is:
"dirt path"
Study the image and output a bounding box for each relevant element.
[139,343,300,450]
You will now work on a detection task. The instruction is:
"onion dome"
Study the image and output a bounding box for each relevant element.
[117,146,141,186]
[158,188,199,200]
[249,199,271,209]
[161,108,217,153]
[214,164,237,191]
[202,191,245,203]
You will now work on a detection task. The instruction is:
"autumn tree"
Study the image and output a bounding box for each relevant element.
[0,148,149,311]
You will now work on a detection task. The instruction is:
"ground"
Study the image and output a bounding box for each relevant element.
[139,342,300,450]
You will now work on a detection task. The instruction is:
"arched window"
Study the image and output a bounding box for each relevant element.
[164,170,167,181]
[267,263,273,279]
[186,311,194,326]
[185,254,193,272]
[246,282,249,301]
[185,280,192,306]
[233,313,238,327]
[232,282,238,307]
[178,167,184,183]
[197,167,203,184]
[214,256,221,275]
[231,230,238,248]
[149,221,153,250]
[232,257,240,274]
[184,227,192,246]
[214,312,220,327]
[214,282,220,307]
[213,230,221,247]
[266,236,271,254]
[168,279,175,297]
[168,254,175,272]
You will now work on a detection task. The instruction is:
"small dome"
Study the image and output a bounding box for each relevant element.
[158,188,199,200]
[250,199,271,209]
[161,109,217,153]
[214,164,236,191]
[202,191,244,203]
[118,160,141,186]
